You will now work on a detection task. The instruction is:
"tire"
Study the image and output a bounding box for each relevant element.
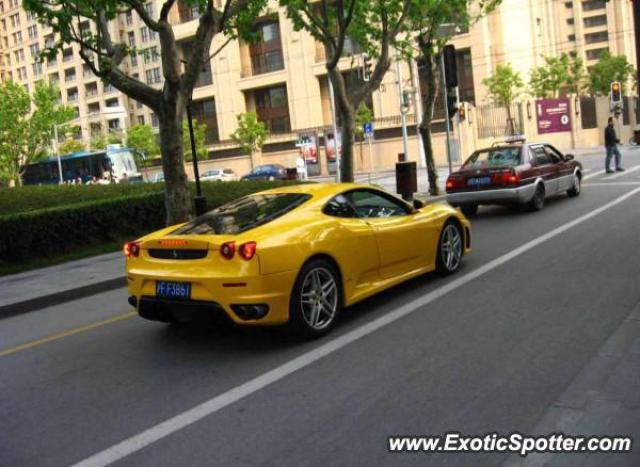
[567,173,581,197]
[436,221,464,276]
[529,184,545,211]
[460,204,478,217]
[289,259,342,338]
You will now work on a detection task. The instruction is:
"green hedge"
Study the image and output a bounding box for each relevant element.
[0,180,306,263]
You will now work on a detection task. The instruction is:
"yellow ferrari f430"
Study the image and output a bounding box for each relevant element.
[125,184,471,337]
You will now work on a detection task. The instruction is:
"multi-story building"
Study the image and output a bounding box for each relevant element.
[0,0,637,174]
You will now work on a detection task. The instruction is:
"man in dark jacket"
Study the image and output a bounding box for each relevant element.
[605,117,624,173]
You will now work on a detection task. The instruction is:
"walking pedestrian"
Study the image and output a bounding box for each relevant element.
[605,117,625,174]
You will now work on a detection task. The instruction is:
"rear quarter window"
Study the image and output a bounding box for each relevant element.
[172,193,311,235]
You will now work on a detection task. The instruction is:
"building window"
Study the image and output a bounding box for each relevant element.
[177,0,201,23]
[88,102,100,114]
[125,11,133,25]
[85,82,98,97]
[140,26,149,43]
[190,98,219,143]
[106,98,119,107]
[585,31,608,44]
[564,1,573,7]
[128,31,136,47]
[64,68,76,82]
[32,61,42,76]
[586,47,608,60]
[181,41,212,86]
[27,24,37,39]
[151,113,159,127]
[568,34,576,42]
[67,87,78,102]
[137,115,145,125]
[248,19,284,76]
[582,1,605,12]
[145,67,162,84]
[62,47,73,62]
[29,43,39,57]
[253,84,290,133]
[584,15,607,28]
[566,18,574,25]
[108,119,120,130]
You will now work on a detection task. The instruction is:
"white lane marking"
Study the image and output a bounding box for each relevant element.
[585,182,640,187]
[72,187,640,467]
[602,164,640,180]
[583,169,607,180]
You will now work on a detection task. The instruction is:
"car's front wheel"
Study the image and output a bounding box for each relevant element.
[289,259,342,338]
[436,221,464,276]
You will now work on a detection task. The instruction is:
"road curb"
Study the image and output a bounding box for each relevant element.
[0,277,126,321]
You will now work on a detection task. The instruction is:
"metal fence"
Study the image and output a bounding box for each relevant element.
[476,103,524,139]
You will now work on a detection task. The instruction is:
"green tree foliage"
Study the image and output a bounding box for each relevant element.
[91,132,123,150]
[23,0,267,224]
[126,124,159,158]
[483,63,524,107]
[483,63,523,135]
[59,138,86,155]
[587,51,635,96]
[529,53,587,98]
[231,112,267,155]
[182,119,208,162]
[279,0,414,182]
[408,0,500,195]
[0,81,74,186]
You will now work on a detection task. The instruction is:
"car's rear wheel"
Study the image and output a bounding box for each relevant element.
[289,259,342,338]
[567,173,581,197]
[460,204,478,217]
[436,221,463,276]
[529,184,545,211]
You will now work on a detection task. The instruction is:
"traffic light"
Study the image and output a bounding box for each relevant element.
[362,53,372,82]
[610,81,622,105]
[443,45,458,89]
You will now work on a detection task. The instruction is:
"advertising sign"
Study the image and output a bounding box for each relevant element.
[325,130,342,175]
[296,133,320,176]
[536,98,572,134]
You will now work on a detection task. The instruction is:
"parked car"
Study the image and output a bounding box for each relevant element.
[124,184,470,338]
[241,164,289,181]
[150,172,165,183]
[446,137,583,216]
[200,168,237,182]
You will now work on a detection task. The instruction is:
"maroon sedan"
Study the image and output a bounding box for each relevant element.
[446,139,583,216]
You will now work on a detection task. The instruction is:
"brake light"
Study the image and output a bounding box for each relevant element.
[124,241,140,258]
[220,241,236,260]
[239,241,257,260]
[446,176,458,191]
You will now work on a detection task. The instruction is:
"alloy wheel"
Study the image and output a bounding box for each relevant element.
[440,224,462,272]
[300,267,338,331]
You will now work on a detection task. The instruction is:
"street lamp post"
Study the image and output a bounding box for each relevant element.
[186,100,207,216]
[53,123,64,183]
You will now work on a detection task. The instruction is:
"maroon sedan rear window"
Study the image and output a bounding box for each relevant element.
[463,147,522,169]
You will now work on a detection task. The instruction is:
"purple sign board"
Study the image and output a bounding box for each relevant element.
[536,98,572,134]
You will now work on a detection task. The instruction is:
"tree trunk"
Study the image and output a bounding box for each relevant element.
[329,69,355,182]
[158,102,191,225]
[418,46,440,196]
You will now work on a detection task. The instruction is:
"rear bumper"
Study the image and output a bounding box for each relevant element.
[126,269,298,326]
[447,183,536,206]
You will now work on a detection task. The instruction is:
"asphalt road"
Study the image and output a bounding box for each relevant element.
[1,150,640,467]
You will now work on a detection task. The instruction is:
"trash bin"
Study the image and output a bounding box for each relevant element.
[396,160,417,201]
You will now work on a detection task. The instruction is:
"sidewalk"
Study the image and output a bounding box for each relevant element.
[0,251,124,319]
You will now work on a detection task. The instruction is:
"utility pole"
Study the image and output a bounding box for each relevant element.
[328,76,341,183]
[396,56,410,160]
[634,1,640,102]
[440,52,453,174]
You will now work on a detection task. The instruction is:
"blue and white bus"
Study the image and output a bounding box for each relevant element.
[23,145,143,185]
